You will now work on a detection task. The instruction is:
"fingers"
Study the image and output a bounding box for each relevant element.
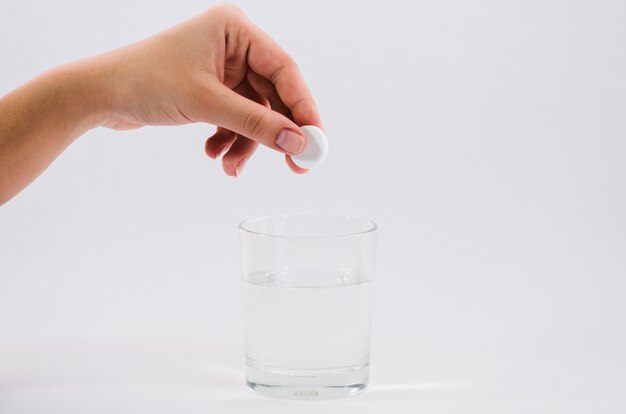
[285,154,309,174]
[200,81,306,156]
[246,70,309,174]
[222,136,258,177]
[246,70,292,120]
[244,23,322,128]
[205,127,237,159]
[200,8,324,176]
[205,79,264,176]
[205,125,259,177]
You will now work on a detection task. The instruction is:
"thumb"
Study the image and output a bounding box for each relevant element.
[201,83,306,155]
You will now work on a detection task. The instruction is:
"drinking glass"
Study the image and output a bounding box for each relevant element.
[240,214,377,399]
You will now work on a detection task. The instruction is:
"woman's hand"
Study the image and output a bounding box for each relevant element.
[96,3,321,176]
[0,4,322,205]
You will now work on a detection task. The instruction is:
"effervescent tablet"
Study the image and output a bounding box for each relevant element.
[291,125,328,169]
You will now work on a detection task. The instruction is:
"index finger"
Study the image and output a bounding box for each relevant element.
[245,23,322,128]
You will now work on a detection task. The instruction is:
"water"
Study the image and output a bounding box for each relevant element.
[243,265,373,399]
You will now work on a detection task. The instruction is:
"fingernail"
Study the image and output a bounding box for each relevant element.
[235,156,249,177]
[216,144,230,158]
[275,129,305,154]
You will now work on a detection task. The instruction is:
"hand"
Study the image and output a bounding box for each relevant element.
[0,4,317,204]
[96,3,322,176]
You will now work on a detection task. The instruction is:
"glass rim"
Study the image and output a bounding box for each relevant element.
[239,214,377,240]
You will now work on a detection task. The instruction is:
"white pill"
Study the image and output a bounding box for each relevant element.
[291,125,329,170]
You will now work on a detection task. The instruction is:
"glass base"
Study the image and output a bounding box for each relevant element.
[246,361,369,400]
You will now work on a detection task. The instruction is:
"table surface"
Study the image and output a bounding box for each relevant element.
[1,338,624,414]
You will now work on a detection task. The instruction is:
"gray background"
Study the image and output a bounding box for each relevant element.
[1,0,625,412]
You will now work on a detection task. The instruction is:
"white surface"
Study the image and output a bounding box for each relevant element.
[291,126,329,169]
[1,0,626,412]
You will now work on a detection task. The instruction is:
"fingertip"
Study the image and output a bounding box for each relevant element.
[223,164,238,177]
[221,134,258,178]
[205,128,237,159]
[286,155,309,174]
[235,156,250,177]
[207,142,230,159]
[222,156,238,177]
[205,137,216,159]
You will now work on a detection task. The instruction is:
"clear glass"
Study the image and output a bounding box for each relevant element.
[240,214,377,400]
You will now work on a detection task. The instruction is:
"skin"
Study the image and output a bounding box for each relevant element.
[0,4,322,205]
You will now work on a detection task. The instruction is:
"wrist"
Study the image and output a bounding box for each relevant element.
[53,57,113,133]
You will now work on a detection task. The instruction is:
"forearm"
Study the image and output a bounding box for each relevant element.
[0,60,110,205]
